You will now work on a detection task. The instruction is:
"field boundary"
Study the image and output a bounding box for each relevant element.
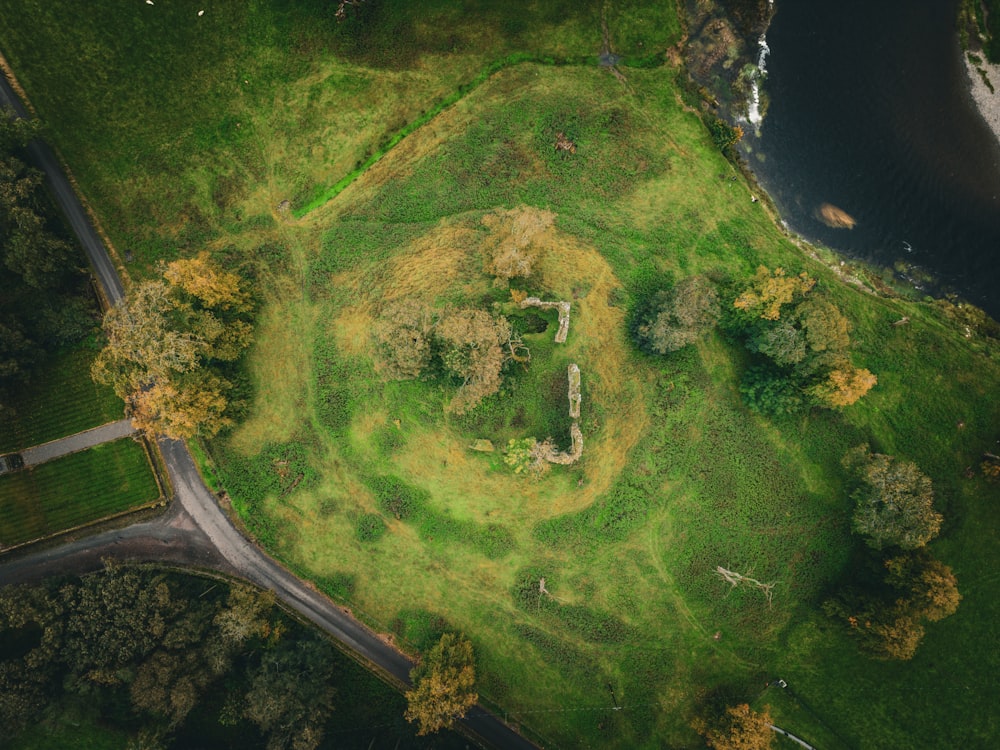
[0,437,165,557]
[294,52,604,218]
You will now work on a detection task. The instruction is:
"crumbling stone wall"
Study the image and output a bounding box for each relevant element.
[567,363,581,419]
[519,297,571,343]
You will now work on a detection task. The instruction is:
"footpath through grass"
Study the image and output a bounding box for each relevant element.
[3,2,1000,748]
[0,438,160,549]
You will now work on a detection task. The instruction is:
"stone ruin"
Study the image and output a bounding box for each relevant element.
[472,291,586,468]
[531,363,583,466]
[519,296,571,343]
[554,132,577,154]
[533,421,583,466]
[567,363,581,419]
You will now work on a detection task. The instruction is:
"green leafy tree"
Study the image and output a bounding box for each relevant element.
[638,275,720,353]
[824,551,960,660]
[845,446,942,550]
[242,639,337,750]
[404,633,478,735]
[885,551,961,622]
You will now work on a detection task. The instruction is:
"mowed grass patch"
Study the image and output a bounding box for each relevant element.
[0,439,159,548]
[0,348,123,453]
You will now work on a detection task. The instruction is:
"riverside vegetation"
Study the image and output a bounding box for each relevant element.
[2,1,999,747]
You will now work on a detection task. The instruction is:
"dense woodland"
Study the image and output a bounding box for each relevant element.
[0,567,466,749]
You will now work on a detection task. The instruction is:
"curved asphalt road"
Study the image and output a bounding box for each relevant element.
[0,70,537,750]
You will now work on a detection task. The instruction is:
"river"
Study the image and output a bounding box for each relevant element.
[741,0,1000,318]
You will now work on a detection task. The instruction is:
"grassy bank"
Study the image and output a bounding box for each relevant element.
[0,438,160,548]
[2,2,999,748]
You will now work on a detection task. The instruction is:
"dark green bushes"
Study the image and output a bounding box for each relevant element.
[355,513,387,542]
[366,474,428,520]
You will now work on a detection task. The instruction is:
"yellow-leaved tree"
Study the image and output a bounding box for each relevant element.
[92,253,252,439]
[404,633,477,735]
[733,266,815,321]
[693,703,774,750]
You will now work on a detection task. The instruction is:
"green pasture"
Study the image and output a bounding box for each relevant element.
[2,1,999,748]
[0,439,160,548]
[0,348,123,453]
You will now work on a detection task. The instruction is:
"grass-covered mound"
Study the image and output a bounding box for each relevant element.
[3,2,1000,748]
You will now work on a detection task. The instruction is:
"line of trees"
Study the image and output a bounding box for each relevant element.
[824,445,960,660]
[634,266,877,413]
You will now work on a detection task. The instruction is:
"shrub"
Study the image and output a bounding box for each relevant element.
[366,474,428,521]
[476,524,515,559]
[355,513,387,542]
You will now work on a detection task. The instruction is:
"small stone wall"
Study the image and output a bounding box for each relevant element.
[567,363,581,419]
[519,297,571,343]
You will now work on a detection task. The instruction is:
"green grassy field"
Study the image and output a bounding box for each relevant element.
[0,348,123,453]
[2,1,999,748]
[0,439,160,548]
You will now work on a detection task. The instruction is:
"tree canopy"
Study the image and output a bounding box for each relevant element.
[372,300,512,415]
[730,267,876,412]
[404,633,478,735]
[92,252,253,439]
[693,703,774,750]
[482,205,554,284]
[637,274,721,353]
[0,112,93,417]
[845,445,942,550]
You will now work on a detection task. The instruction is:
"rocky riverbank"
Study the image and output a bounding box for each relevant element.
[964,53,1000,144]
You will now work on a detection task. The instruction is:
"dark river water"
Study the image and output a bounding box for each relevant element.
[743,0,1000,317]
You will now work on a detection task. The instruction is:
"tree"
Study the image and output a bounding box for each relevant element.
[163,251,250,311]
[372,298,434,380]
[482,205,554,284]
[213,584,276,644]
[694,703,773,750]
[404,633,477,735]
[436,308,511,414]
[845,446,942,550]
[242,639,337,750]
[129,371,233,439]
[823,591,927,661]
[639,275,720,353]
[885,551,961,623]
[733,266,815,321]
[92,255,253,439]
[809,365,877,408]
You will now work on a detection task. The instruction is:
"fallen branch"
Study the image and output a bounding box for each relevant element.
[715,566,776,606]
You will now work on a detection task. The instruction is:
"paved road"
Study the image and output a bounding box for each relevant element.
[0,68,538,750]
[0,71,124,303]
[20,419,136,466]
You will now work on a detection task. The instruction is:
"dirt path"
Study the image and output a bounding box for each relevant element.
[19,419,136,466]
